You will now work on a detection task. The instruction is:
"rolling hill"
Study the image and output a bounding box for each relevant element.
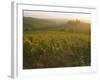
[23,17,90,34]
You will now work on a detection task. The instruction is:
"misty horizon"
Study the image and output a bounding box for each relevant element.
[23,11,91,23]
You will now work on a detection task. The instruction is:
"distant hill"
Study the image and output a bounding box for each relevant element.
[23,17,90,34]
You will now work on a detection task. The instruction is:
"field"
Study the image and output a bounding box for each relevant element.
[23,17,91,69]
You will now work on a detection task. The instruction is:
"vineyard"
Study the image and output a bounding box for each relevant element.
[23,31,90,69]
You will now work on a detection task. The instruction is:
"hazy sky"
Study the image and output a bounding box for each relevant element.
[23,10,91,23]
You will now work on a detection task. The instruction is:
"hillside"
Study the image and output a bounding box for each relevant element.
[23,17,90,34]
[23,17,91,69]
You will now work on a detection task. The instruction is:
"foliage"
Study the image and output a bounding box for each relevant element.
[23,31,90,69]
